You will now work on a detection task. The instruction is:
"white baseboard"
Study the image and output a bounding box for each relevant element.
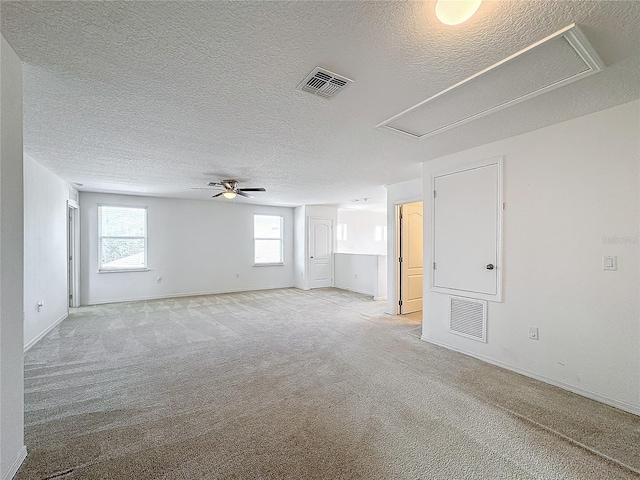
[83,284,296,306]
[3,446,26,480]
[333,285,375,297]
[24,313,68,352]
[422,336,640,417]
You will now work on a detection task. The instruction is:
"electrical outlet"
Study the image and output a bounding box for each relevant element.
[528,327,539,340]
[355,273,358,279]
[236,273,240,278]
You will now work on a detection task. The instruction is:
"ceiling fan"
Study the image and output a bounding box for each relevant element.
[191,180,266,199]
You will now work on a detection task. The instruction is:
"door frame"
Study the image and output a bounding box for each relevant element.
[430,156,504,302]
[395,200,424,315]
[67,200,80,308]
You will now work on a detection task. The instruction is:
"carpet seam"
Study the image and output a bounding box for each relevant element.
[493,404,640,477]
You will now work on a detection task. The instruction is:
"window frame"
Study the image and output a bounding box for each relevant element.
[337,223,348,242]
[253,214,284,266]
[97,204,149,273]
[374,224,387,242]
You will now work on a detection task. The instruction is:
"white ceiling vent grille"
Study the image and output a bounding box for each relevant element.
[449,296,487,343]
[377,24,604,139]
[297,67,353,99]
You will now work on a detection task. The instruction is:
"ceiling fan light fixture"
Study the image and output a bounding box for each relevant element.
[222,191,237,199]
[435,0,482,25]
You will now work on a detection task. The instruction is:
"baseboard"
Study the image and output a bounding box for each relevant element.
[24,313,68,352]
[2,446,27,480]
[373,295,387,301]
[422,336,640,417]
[333,285,375,297]
[83,284,296,306]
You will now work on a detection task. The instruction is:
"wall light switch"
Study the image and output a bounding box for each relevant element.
[603,256,617,271]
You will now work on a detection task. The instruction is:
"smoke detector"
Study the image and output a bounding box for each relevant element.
[297,67,353,99]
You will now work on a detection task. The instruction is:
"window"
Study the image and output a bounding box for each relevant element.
[375,225,387,242]
[98,205,147,271]
[337,223,348,242]
[254,215,284,265]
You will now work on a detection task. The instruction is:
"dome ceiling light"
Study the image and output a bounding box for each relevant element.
[435,0,482,26]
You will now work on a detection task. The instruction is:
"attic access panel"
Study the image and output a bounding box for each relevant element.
[377,24,604,139]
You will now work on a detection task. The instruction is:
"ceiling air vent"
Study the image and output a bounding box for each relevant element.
[377,24,604,139]
[297,67,353,99]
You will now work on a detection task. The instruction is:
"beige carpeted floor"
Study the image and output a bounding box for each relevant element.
[16,288,640,479]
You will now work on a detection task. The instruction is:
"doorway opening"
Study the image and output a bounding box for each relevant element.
[396,201,423,316]
[67,200,80,308]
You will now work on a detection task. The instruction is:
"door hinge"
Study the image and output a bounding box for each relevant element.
[433,190,437,198]
[69,256,72,261]
[69,294,73,300]
[503,202,505,210]
[433,262,436,270]
[399,300,403,306]
[399,257,402,263]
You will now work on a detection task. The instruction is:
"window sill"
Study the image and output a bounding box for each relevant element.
[253,262,284,267]
[98,268,149,274]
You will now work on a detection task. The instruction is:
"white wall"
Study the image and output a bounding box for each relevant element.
[336,209,387,255]
[80,193,295,304]
[385,178,423,315]
[334,253,386,299]
[0,34,27,480]
[23,155,72,350]
[422,100,640,415]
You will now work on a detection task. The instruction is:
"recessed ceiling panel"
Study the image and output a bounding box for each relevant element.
[377,24,604,139]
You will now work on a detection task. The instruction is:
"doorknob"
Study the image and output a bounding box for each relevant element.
[486,264,495,270]
[310,256,314,259]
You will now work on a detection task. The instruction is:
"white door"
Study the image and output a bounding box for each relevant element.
[432,160,502,301]
[309,217,333,289]
[68,207,74,307]
[400,202,423,314]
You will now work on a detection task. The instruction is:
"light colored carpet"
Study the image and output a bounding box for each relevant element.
[17,288,640,479]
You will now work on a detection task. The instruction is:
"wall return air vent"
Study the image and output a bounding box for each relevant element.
[297,67,353,99]
[377,24,604,139]
[449,296,487,343]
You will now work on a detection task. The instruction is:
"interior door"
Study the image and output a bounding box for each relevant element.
[432,160,502,301]
[400,202,423,314]
[68,207,74,307]
[309,217,333,288]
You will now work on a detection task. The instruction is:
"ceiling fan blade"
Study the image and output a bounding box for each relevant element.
[236,191,255,198]
[211,192,224,198]
[191,187,221,190]
[207,181,222,187]
[238,188,266,192]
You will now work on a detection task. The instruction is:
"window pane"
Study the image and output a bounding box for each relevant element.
[101,238,145,268]
[254,215,281,239]
[375,225,387,242]
[255,239,282,264]
[100,206,146,237]
[337,223,347,241]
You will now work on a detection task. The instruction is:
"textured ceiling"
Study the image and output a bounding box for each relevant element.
[1,1,639,207]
